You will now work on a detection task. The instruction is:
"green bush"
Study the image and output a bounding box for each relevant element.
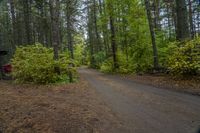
[129,41,153,73]
[116,51,135,74]
[100,57,113,73]
[90,52,107,69]
[100,51,136,74]
[167,38,200,76]
[12,44,77,84]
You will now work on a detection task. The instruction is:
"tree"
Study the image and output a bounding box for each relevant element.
[65,0,79,82]
[9,0,17,46]
[175,0,190,41]
[23,0,33,44]
[49,0,60,73]
[144,0,159,70]
[1,0,199,76]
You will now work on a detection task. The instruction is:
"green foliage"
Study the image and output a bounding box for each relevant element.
[130,41,153,73]
[100,51,136,74]
[115,51,135,74]
[167,38,200,76]
[89,51,107,69]
[12,44,77,84]
[100,57,113,73]
[93,52,107,68]
[74,44,85,66]
[74,35,88,66]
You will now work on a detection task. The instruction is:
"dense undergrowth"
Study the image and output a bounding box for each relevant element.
[11,37,200,84]
[89,38,200,77]
[12,44,77,84]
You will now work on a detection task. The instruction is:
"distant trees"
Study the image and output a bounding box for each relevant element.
[84,0,200,72]
[0,0,199,74]
[0,0,82,55]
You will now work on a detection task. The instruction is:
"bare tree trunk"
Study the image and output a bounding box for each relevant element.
[23,0,32,44]
[144,0,159,70]
[175,0,190,41]
[66,0,74,82]
[50,0,60,74]
[107,1,118,70]
[109,15,118,70]
[93,0,101,51]
[188,0,194,38]
[9,0,17,46]
[98,0,109,56]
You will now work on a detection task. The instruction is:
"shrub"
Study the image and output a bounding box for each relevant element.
[12,44,77,84]
[167,38,200,76]
[88,51,106,69]
[100,58,113,73]
[116,51,135,74]
[100,51,136,74]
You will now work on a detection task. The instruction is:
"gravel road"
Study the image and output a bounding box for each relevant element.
[79,68,200,133]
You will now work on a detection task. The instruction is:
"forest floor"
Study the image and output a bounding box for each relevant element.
[0,68,200,133]
[0,78,125,133]
[125,74,200,96]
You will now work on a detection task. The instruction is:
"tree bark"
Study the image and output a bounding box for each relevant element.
[93,0,101,51]
[49,0,60,74]
[9,0,17,46]
[188,0,194,38]
[23,0,32,44]
[109,15,118,70]
[144,0,159,70]
[175,0,190,41]
[50,0,60,60]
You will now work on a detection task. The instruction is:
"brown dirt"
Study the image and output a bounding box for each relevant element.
[126,74,200,96]
[0,77,123,133]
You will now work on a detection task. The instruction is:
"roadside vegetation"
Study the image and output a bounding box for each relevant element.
[0,0,200,132]
[0,0,200,82]
[12,44,77,84]
[98,38,200,76]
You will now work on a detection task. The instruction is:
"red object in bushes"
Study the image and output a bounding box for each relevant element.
[2,64,12,73]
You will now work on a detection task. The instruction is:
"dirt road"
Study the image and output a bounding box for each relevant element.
[79,68,200,133]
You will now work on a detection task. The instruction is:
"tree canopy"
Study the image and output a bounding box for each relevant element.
[0,0,200,78]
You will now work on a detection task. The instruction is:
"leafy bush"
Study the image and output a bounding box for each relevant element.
[95,52,106,65]
[167,38,200,76]
[116,51,136,74]
[100,51,136,74]
[100,58,113,73]
[88,51,107,69]
[12,44,77,84]
[74,44,87,66]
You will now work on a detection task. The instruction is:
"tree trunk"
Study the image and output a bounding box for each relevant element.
[50,0,60,74]
[9,0,17,46]
[188,0,194,38]
[175,0,190,41]
[93,0,101,51]
[109,15,118,70]
[144,0,159,70]
[66,0,75,82]
[23,0,32,44]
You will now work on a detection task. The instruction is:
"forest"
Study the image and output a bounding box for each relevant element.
[0,0,200,132]
[0,0,200,83]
